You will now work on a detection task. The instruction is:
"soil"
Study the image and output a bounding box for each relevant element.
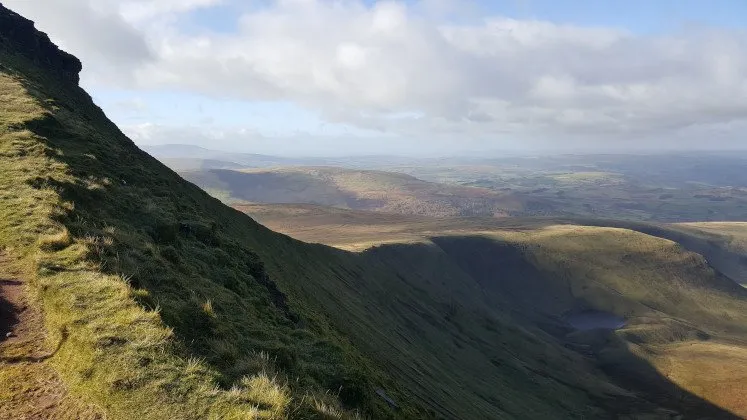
[0,253,100,419]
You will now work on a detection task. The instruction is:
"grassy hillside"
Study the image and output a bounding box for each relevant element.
[238,203,747,417]
[573,219,747,287]
[0,32,647,418]
[0,7,412,418]
[3,5,747,419]
[179,166,531,218]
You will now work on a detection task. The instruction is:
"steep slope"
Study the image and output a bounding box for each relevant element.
[0,43,611,416]
[237,203,747,417]
[2,5,745,420]
[179,166,528,217]
[576,219,747,287]
[0,7,412,418]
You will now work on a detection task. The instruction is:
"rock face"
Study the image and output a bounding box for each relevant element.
[0,2,82,84]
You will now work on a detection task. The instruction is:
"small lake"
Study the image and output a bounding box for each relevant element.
[565,310,625,331]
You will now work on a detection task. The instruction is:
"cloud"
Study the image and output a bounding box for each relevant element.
[119,0,224,23]
[124,122,266,149]
[7,0,747,150]
[3,0,153,84]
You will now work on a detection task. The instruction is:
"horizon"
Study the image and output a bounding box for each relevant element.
[144,142,747,159]
[5,0,747,156]
[5,4,747,419]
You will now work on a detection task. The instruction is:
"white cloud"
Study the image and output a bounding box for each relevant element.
[4,0,152,84]
[6,0,747,150]
[119,0,223,23]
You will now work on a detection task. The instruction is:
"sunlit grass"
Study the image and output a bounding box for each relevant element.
[0,50,374,419]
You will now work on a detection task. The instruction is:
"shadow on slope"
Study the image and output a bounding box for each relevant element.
[0,279,21,342]
[427,234,744,418]
[6,54,632,418]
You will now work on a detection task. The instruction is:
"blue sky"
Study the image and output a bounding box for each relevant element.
[8,0,747,155]
[484,0,747,32]
[179,0,747,35]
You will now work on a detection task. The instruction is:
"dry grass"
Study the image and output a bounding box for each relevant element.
[651,341,747,416]
[677,222,747,254]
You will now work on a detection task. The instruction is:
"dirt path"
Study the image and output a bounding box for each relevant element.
[0,253,100,419]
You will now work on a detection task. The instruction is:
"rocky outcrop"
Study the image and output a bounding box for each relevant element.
[0,2,82,84]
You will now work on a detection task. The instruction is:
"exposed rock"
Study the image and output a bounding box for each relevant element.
[0,3,82,84]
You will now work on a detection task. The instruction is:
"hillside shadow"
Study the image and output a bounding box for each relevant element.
[421,235,741,419]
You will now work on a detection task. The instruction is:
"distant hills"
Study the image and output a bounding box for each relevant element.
[3,4,747,419]
[143,144,309,169]
[151,145,747,222]
[143,144,426,170]
[177,166,547,217]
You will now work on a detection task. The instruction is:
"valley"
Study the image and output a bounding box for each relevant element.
[237,202,747,418]
[1,3,747,420]
[164,151,747,223]
[178,166,527,218]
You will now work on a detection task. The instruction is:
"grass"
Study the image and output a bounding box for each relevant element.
[0,47,631,419]
[652,341,747,415]
[238,203,747,417]
[0,41,392,418]
[676,222,747,255]
[4,9,747,419]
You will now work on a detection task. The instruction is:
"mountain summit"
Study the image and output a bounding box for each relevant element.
[0,3,81,84]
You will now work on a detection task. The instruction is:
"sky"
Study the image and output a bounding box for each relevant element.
[4,0,747,156]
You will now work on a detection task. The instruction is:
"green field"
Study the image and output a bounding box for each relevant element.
[168,158,747,223]
[380,158,747,222]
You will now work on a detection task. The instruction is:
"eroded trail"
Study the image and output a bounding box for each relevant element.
[0,254,99,419]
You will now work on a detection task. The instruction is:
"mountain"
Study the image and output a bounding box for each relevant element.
[2,4,747,419]
[143,144,311,169]
[177,166,545,217]
[144,144,436,170]
[237,203,747,417]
